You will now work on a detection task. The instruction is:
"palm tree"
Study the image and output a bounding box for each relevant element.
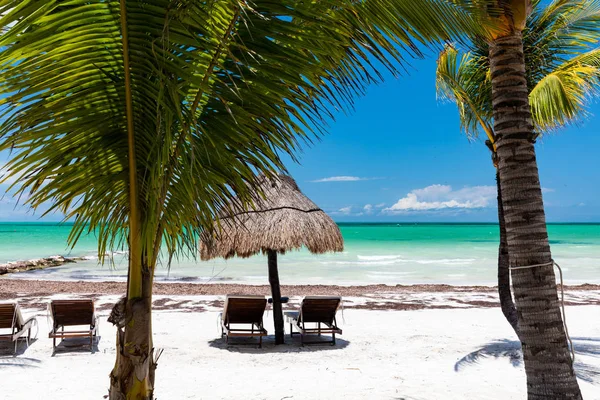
[436,0,600,397]
[0,1,485,398]
[437,1,600,339]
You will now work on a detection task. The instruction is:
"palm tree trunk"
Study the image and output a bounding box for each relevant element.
[109,2,156,397]
[496,169,519,338]
[109,267,156,400]
[490,33,581,399]
[268,250,285,345]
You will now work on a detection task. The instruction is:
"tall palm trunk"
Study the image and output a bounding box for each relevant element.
[495,169,519,337]
[109,2,156,397]
[490,33,581,399]
[109,268,156,399]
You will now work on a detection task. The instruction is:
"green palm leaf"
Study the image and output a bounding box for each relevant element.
[436,0,600,144]
[530,49,600,130]
[0,0,490,263]
[436,45,493,142]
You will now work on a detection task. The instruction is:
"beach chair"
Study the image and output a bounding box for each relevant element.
[220,295,268,348]
[48,299,99,353]
[285,296,342,345]
[0,302,36,354]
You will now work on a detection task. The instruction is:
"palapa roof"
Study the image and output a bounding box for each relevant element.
[199,174,344,260]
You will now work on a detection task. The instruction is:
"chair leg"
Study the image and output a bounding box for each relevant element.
[14,339,18,355]
[318,322,321,336]
[332,333,336,346]
[259,334,262,349]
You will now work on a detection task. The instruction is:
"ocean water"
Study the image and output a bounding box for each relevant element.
[0,222,599,285]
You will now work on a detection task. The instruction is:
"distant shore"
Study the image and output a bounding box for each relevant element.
[0,255,86,275]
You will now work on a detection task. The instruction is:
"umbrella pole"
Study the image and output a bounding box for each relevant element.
[267,250,284,345]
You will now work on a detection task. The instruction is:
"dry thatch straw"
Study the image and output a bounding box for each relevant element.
[199,174,343,260]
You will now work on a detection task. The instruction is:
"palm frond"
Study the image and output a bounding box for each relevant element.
[525,0,600,83]
[438,0,600,145]
[436,45,494,141]
[0,0,499,264]
[364,0,498,50]
[530,48,600,130]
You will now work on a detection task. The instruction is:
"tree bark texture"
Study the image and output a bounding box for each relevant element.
[109,270,156,400]
[268,250,285,345]
[496,169,520,338]
[490,33,582,399]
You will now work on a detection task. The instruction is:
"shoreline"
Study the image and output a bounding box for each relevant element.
[0,255,86,275]
[3,277,600,294]
[3,279,600,312]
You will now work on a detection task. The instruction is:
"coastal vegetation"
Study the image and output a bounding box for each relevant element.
[436,0,600,340]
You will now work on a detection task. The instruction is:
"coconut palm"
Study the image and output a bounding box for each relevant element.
[0,1,488,398]
[437,0,600,397]
[437,0,600,339]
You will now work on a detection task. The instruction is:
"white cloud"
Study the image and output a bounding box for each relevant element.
[542,187,555,193]
[310,176,382,183]
[375,203,386,208]
[363,204,373,214]
[383,184,496,213]
[411,184,453,199]
[338,206,352,215]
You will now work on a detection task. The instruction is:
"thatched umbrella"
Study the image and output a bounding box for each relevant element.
[199,174,343,344]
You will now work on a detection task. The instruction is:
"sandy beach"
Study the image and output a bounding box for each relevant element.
[2,279,599,399]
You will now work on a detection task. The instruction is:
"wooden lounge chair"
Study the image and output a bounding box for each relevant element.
[0,302,36,354]
[220,295,268,348]
[48,299,98,353]
[285,296,342,345]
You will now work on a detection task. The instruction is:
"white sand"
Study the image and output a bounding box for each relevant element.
[2,296,599,399]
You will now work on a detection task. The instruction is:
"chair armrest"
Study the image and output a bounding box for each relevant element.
[12,317,36,340]
[22,316,36,331]
[91,316,100,336]
[221,320,230,334]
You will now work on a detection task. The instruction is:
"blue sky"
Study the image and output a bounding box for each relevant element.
[282,55,600,223]
[1,46,599,223]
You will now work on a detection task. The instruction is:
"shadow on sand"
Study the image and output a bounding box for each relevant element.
[454,337,600,384]
[0,338,40,360]
[208,334,349,353]
[52,336,101,356]
[0,356,41,368]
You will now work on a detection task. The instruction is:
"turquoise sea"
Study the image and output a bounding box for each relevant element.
[0,222,598,285]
